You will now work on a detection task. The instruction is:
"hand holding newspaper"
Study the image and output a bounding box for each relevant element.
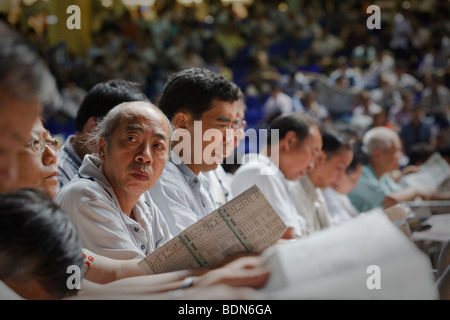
[399,152,450,192]
[138,185,287,274]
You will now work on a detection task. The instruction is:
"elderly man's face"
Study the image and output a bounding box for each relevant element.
[381,136,403,172]
[0,90,41,193]
[99,104,170,200]
[279,128,317,181]
[312,148,354,190]
[14,119,59,198]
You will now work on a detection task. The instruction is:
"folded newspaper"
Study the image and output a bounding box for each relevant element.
[138,185,287,274]
[259,210,438,299]
[399,152,450,192]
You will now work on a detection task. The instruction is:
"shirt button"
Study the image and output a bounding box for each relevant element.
[134,227,139,232]
[141,245,145,250]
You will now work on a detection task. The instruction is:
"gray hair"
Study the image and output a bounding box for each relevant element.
[362,127,399,157]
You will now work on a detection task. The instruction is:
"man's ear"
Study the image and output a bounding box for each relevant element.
[83,117,98,134]
[98,137,106,162]
[172,112,190,130]
[316,150,326,166]
[281,131,297,152]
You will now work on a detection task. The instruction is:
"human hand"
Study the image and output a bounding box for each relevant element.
[194,256,270,290]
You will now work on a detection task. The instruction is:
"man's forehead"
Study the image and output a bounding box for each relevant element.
[119,109,169,138]
[203,100,237,118]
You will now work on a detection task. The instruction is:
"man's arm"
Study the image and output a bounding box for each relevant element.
[384,187,450,209]
[72,256,269,300]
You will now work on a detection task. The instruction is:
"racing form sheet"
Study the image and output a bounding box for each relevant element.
[138,185,287,274]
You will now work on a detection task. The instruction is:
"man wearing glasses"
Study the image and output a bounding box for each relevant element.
[0,22,58,194]
[147,68,241,237]
[201,91,247,208]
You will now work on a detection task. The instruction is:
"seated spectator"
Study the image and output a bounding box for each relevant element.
[55,101,173,260]
[58,79,149,189]
[348,127,450,212]
[231,113,321,239]
[0,188,84,300]
[202,91,247,208]
[420,72,450,127]
[244,50,280,98]
[148,68,240,236]
[278,67,310,97]
[327,56,364,92]
[7,117,269,299]
[0,23,268,301]
[263,83,293,120]
[371,109,397,131]
[311,27,344,59]
[350,90,382,136]
[323,148,368,225]
[386,60,423,94]
[287,129,354,234]
[388,88,415,126]
[399,106,433,156]
[298,89,331,123]
[0,21,57,194]
[370,73,401,111]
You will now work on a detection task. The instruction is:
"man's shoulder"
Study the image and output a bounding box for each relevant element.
[159,160,185,181]
[56,173,113,204]
[234,154,276,174]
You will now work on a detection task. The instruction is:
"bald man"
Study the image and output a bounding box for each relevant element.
[55,101,173,260]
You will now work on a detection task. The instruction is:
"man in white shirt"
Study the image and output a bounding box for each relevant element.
[55,101,173,260]
[231,113,320,239]
[287,129,354,234]
[323,149,367,225]
[148,68,241,236]
[57,79,149,189]
[202,92,247,208]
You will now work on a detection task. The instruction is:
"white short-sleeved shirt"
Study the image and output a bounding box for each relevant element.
[323,187,360,226]
[287,175,332,234]
[54,155,172,260]
[147,152,217,237]
[200,165,233,208]
[230,154,306,237]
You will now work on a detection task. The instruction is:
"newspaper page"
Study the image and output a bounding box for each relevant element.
[138,185,287,274]
[399,152,450,191]
[259,210,438,299]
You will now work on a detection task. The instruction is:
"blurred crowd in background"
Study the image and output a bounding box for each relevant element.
[2,0,449,165]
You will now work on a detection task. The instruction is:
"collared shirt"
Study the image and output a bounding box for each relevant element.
[201,164,232,208]
[348,164,403,213]
[57,135,83,189]
[230,153,306,237]
[322,187,359,226]
[287,175,332,234]
[54,155,172,260]
[147,152,216,237]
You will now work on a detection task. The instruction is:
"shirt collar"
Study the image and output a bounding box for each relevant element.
[169,151,200,186]
[301,175,318,202]
[62,135,83,165]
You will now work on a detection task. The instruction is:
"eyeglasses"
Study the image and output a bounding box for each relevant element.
[26,137,61,154]
[233,119,247,130]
